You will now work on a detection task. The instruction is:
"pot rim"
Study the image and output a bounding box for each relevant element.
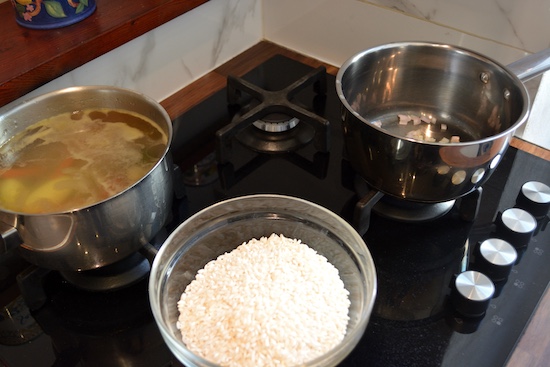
[335,41,531,147]
[0,85,173,216]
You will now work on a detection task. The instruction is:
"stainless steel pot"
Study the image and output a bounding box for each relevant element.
[0,86,173,271]
[336,42,550,202]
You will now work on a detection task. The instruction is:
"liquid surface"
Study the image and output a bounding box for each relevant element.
[0,109,168,214]
[370,111,480,143]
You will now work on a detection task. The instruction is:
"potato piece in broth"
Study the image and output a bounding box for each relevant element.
[0,108,168,214]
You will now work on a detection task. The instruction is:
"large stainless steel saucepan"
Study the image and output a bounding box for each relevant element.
[0,86,173,271]
[336,42,550,203]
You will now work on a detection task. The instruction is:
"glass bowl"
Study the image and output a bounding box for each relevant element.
[149,194,377,366]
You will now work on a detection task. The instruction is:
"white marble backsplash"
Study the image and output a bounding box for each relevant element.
[263,0,537,68]
[359,0,550,53]
[5,0,550,149]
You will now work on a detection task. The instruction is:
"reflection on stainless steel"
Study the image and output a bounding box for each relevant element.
[507,47,550,81]
[0,86,174,272]
[336,42,550,202]
[0,295,42,346]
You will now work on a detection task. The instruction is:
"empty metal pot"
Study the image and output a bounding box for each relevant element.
[336,42,550,202]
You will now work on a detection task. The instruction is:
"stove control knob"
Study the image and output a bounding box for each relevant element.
[516,181,550,218]
[495,208,537,248]
[473,238,517,281]
[451,270,495,317]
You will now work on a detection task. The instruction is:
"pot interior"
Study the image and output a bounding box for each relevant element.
[0,86,173,214]
[337,42,529,144]
[0,86,172,145]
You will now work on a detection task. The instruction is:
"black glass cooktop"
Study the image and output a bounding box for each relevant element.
[0,55,549,367]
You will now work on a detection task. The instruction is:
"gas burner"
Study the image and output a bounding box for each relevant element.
[352,175,481,235]
[16,252,153,314]
[59,251,150,292]
[216,66,329,162]
[353,176,456,233]
[236,118,316,153]
[370,193,456,223]
[252,113,299,132]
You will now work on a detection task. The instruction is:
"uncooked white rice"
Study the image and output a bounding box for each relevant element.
[176,233,350,367]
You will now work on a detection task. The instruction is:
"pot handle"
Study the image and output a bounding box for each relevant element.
[0,219,21,255]
[507,47,550,82]
[139,242,158,266]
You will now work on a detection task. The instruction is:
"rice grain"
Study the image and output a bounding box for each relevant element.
[176,233,350,367]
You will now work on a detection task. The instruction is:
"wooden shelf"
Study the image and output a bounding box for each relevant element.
[0,0,208,107]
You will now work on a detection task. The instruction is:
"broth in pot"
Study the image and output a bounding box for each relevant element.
[0,108,168,214]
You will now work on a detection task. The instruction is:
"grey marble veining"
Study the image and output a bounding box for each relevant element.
[6,0,549,148]
[359,0,550,53]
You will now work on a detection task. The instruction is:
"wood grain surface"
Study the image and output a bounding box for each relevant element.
[0,0,207,107]
[161,41,550,367]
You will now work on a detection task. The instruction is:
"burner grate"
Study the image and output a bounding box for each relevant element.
[216,66,330,162]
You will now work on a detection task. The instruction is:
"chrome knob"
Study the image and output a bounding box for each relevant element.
[451,270,495,317]
[516,181,550,218]
[495,207,537,248]
[473,238,517,281]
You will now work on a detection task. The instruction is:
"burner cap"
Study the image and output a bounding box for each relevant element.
[237,120,315,153]
[253,113,299,132]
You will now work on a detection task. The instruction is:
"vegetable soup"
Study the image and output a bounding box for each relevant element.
[0,108,168,214]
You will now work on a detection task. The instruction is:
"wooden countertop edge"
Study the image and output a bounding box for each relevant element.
[507,284,550,366]
[161,40,550,367]
[0,0,208,107]
[511,137,550,161]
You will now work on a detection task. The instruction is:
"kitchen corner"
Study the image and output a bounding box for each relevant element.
[1,0,549,366]
[2,0,550,149]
